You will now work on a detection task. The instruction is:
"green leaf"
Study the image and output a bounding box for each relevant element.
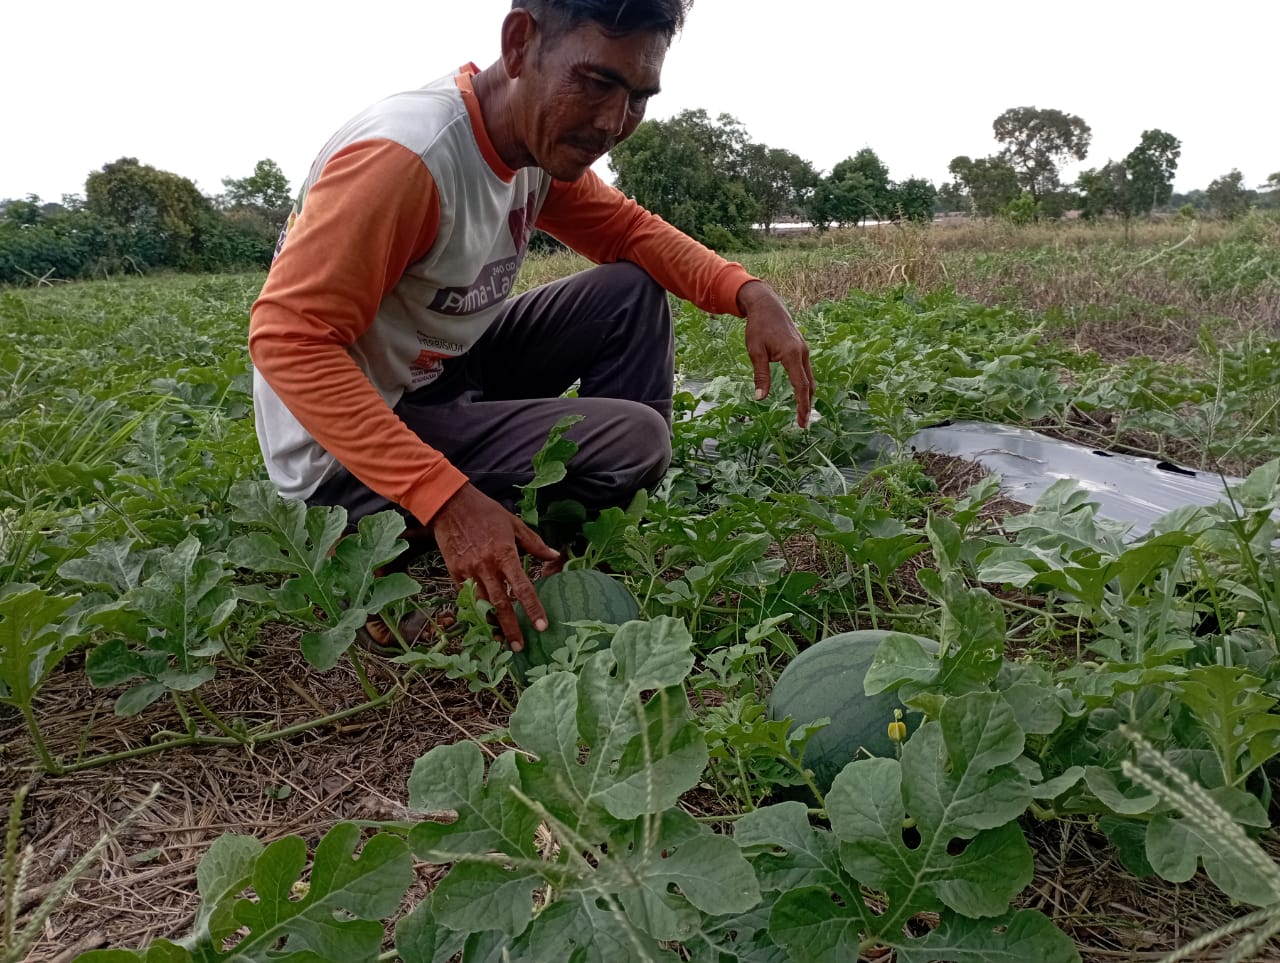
[915,571,1006,694]
[88,536,238,703]
[1099,816,1156,877]
[689,905,789,963]
[910,691,1030,834]
[431,860,541,937]
[1000,683,1067,736]
[511,617,706,825]
[76,942,191,963]
[114,681,167,717]
[191,834,263,947]
[1144,786,1274,905]
[408,745,538,860]
[518,413,585,525]
[617,810,760,921]
[229,485,417,669]
[864,632,939,695]
[226,824,412,960]
[1174,663,1280,785]
[1233,457,1280,513]
[92,827,411,961]
[510,894,680,963]
[820,693,1035,937]
[395,902,467,963]
[733,801,844,894]
[768,884,870,963]
[0,583,86,709]
[58,537,150,594]
[1030,766,1085,801]
[892,907,1081,963]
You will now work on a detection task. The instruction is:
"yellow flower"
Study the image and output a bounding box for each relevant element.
[888,708,907,744]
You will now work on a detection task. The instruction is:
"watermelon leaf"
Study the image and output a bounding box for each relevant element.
[758,693,1077,961]
[517,413,585,526]
[228,482,418,670]
[513,616,705,822]
[81,825,413,962]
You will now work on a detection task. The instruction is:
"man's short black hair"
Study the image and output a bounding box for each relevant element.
[512,0,692,45]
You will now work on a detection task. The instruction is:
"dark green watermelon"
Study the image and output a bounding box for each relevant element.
[767,629,938,792]
[511,569,640,684]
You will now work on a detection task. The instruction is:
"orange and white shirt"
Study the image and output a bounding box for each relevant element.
[250,64,756,525]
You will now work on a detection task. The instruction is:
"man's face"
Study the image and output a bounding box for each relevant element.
[515,21,667,181]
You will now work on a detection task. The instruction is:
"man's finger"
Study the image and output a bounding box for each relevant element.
[482,571,525,652]
[514,518,561,564]
[751,353,771,402]
[506,561,549,634]
[783,349,813,428]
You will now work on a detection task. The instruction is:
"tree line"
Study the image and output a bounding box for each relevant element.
[608,106,1278,245]
[0,158,291,285]
[2,108,1278,284]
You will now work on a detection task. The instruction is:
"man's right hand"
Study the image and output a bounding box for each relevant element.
[430,483,561,651]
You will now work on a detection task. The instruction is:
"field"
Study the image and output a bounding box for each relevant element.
[2,215,1280,962]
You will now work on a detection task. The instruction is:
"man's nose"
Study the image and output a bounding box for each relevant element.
[593,90,630,136]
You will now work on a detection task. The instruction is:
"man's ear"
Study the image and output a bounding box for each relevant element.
[500,9,538,78]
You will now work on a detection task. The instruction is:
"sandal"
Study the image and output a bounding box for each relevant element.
[355,608,436,657]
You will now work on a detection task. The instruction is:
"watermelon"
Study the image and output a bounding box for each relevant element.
[511,569,640,684]
[767,629,938,793]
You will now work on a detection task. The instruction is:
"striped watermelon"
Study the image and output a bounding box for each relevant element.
[511,569,640,685]
[767,629,938,792]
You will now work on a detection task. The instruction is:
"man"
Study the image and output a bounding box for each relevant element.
[249,0,813,650]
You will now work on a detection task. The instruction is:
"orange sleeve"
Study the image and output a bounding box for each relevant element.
[535,170,757,317]
[249,139,469,525]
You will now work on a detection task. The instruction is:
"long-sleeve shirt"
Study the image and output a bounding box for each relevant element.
[250,63,756,525]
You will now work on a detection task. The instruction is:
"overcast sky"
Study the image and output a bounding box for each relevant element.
[3,0,1276,204]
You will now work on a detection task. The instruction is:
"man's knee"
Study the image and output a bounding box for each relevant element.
[620,402,673,490]
[570,401,671,506]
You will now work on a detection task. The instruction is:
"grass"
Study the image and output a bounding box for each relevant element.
[523,214,1280,364]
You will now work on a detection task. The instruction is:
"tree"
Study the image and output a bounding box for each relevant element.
[1077,162,1127,220]
[992,106,1092,203]
[221,159,293,211]
[935,181,968,214]
[2,195,44,226]
[741,144,818,233]
[1259,172,1280,210]
[1205,170,1252,219]
[831,148,893,223]
[889,177,937,222]
[86,157,215,268]
[1124,129,1181,213]
[1077,129,1181,224]
[609,109,759,248]
[947,155,1020,216]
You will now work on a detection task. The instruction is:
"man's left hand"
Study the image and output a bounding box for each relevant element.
[738,280,814,428]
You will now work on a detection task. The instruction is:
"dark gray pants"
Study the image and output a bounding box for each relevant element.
[309,261,674,530]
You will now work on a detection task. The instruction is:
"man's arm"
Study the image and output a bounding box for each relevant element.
[250,139,470,523]
[250,140,556,646]
[536,172,813,426]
